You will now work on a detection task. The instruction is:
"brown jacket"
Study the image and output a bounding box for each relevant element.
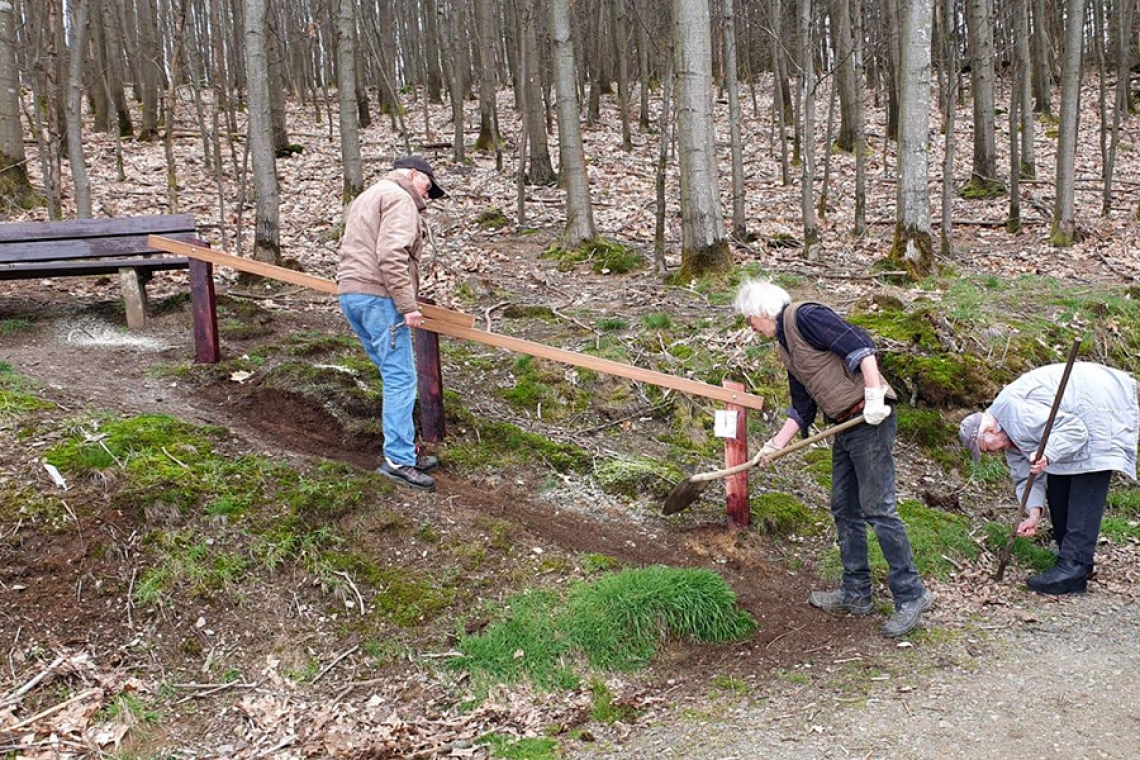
[336,171,426,314]
[777,302,895,421]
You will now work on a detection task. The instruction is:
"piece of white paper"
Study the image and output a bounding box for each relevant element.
[714,409,738,439]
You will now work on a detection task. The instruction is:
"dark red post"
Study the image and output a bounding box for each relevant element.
[723,380,749,527]
[415,326,445,443]
[188,257,220,363]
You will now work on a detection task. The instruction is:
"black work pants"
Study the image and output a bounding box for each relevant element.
[1045,470,1112,566]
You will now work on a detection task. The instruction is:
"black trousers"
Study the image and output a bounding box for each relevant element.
[1045,470,1113,566]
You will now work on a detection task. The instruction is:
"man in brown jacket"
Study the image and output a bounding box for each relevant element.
[337,156,446,492]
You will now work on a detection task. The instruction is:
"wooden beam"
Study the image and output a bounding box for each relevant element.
[148,235,767,410]
[146,236,474,328]
[421,318,766,410]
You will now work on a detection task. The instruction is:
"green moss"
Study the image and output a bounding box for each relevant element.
[475,208,511,230]
[543,238,645,274]
[983,522,1056,572]
[594,455,682,499]
[444,406,592,474]
[640,313,673,330]
[0,317,34,335]
[881,353,994,408]
[749,492,825,536]
[216,295,275,340]
[959,177,1006,199]
[823,499,979,582]
[1101,516,1140,542]
[801,447,833,489]
[896,407,958,466]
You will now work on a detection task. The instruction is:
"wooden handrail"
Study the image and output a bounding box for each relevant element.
[148,235,766,410]
[147,236,473,327]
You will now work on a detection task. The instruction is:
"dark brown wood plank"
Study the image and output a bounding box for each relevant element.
[0,232,200,263]
[0,257,190,279]
[0,214,197,244]
[189,258,220,363]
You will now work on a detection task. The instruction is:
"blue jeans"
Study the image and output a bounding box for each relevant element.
[1045,470,1112,566]
[339,294,417,466]
[829,414,926,605]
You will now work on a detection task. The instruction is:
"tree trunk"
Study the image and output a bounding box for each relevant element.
[0,0,35,210]
[87,0,110,134]
[337,0,363,205]
[423,0,444,103]
[673,0,731,278]
[448,0,467,163]
[654,47,674,273]
[136,0,162,141]
[66,0,92,218]
[550,0,598,249]
[940,0,959,255]
[474,0,500,151]
[798,0,820,258]
[1013,0,1035,178]
[883,0,900,140]
[636,0,651,129]
[852,0,867,236]
[99,0,132,138]
[1030,0,1053,114]
[1051,0,1085,246]
[772,0,790,185]
[890,0,935,279]
[723,0,748,239]
[831,0,859,152]
[613,0,633,151]
[266,10,291,155]
[964,0,1000,194]
[520,0,556,184]
[244,0,282,265]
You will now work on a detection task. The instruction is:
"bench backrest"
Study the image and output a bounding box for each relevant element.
[0,214,199,264]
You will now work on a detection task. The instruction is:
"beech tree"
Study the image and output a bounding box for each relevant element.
[889,0,935,279]
[244,0,281,265]
[550,0,598,249]
[673,0,731,278]
[1051,0,1085,246]
[0,0,35,209]
[964,0,1000,196]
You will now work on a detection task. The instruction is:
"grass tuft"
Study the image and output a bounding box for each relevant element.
[452,567,755,692]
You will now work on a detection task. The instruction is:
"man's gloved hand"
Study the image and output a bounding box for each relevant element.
[756,438,781,467]
[863,385,891,425]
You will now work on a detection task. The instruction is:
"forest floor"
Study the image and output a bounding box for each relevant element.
[4,82,1140,758]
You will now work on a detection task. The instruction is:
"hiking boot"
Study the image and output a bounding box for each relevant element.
[808,589,874,616]
[881,590,935,638]
[1027,557,1088,596]
[377,460,436,492]
[415,454,439,473]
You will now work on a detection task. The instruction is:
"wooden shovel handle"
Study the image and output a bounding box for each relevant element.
[691,415,867,484]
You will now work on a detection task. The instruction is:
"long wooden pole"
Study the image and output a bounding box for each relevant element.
[148,236,767,410]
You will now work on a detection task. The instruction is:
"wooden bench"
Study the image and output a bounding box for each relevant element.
[0,214,220,362]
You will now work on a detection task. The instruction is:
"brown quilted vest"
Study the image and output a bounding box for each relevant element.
[776,302,895,421]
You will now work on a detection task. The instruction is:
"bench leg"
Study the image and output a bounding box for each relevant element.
[189,259,220,363]
[119,267,148,330]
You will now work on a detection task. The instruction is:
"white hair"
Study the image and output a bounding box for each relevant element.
[733,279,791,319]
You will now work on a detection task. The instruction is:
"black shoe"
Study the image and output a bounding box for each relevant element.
[415,454,439,473]
[377,461,436,492]
[1027,557,1088,595]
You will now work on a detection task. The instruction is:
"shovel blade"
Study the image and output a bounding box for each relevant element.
[662,477,710,515]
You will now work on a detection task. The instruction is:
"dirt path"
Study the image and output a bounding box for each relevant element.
[573,592,1140,759]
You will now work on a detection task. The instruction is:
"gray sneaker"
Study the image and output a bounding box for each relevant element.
[881,590,934,638]
[808,589,874,616]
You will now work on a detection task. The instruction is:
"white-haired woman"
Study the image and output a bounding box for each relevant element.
[734,279,932,638]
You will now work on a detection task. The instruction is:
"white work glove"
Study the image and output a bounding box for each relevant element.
[757,438,781,467]
[863,385,891,425]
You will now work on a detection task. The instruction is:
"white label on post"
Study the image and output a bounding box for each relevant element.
[714,410,738,439]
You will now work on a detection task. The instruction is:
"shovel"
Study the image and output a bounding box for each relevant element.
[662,415,867,515]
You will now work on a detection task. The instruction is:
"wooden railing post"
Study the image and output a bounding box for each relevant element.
[187,255,220,364]
[415,324,445,443]
[723,380,750,528]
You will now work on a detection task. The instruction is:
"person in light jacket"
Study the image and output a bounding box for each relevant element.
[959,362,1139,595]
[337,156,446,492]
[735,279,933,638]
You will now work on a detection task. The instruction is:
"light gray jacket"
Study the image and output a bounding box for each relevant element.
[989,362,1139,511]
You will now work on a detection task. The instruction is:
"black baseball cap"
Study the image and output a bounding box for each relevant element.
[393,155,446,199]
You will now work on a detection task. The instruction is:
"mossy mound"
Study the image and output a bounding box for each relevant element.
[594,455,683,499]
[749,492,825,536]
[543,238,645,274]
